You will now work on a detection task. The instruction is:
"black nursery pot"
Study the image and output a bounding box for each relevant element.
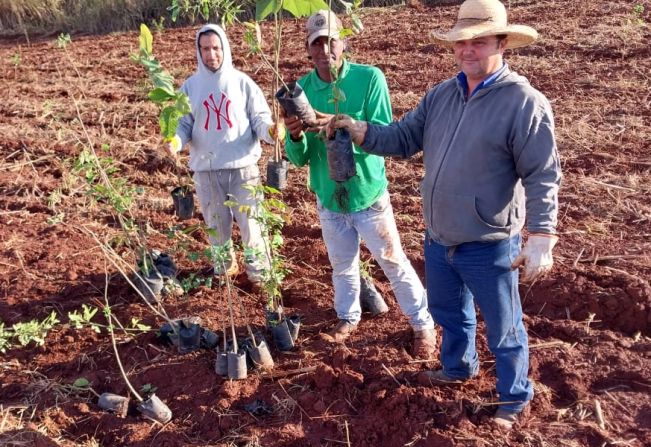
[227,350,248,380]
[200,329,219,350]
[152,251,177,278]
[270,319,295,352]
[275,81,316,125]
[158,320,179,346]
[97,392,130,418]
[137,394,172,424]
[134,271,164,303]
[265,306,283,326]
[360,275,389,316]
[178,322,201,354]
[243,332,274,370]
[287,315,301,342]
[326,129,356,182]
[266,158,290,191]
[171,186,194,220]
[214,350,229,376]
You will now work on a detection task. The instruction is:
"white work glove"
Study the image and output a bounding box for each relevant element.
[511,234,558,282]
[328,114,368,146]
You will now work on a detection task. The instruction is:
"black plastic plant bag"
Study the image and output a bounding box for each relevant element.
[178,321,201,353]
[171,186,194,220]
[360,275,389,316]
[137,394,172,424]
[266,158,289,191]
[326,129,356,182]
[275,82,316,125]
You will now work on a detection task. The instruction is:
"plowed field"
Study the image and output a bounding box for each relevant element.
[1,1,650,446]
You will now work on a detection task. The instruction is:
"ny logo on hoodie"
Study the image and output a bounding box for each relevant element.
[203,92,233,131]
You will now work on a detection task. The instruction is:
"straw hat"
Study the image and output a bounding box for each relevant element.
[432,0,538,49]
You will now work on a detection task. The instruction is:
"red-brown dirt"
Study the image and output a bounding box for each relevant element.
[1,1,650,446]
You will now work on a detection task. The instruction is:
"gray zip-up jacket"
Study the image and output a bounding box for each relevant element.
[363,68,561,246]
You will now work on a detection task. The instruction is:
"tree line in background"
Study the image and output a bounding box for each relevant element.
[0,0,458,37]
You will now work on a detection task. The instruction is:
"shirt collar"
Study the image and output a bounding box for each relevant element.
[312,59,350,90]
[456,62,508,98]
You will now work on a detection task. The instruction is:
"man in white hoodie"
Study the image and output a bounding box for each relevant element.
[166,24,283,285]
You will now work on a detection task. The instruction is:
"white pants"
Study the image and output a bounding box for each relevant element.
[193,165,270,281]
[318,191,434,330]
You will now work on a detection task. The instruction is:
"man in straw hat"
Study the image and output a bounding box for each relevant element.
[281,10,437,359]
[331,0,561,429]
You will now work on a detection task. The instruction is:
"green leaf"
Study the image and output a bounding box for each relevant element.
[160,106,181,139]
[148,87,176,102]
[169,0,180,22]
[151,70,175,92]
[73,378,90,388]
[140,383,157,395]
[174,93,191,115]
[138,57,162,72]
[130,318,151,332]
[67,310,83,329]
[139,24,153,55]
[339,28,354,39]
[200,0,211,20]
[255,0,281,21]
[332,85,346,102]
[282,0,329,18]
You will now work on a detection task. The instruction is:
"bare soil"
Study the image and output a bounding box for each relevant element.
[1,1,650,446]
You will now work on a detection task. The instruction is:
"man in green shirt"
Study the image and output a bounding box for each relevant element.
[282,10,436,358]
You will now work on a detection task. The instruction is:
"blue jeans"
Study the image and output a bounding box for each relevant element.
[424,234,533,412]
[318,192,433,330]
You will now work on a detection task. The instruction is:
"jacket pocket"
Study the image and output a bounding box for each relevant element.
[432,189,510,243]
[473,196,511,230]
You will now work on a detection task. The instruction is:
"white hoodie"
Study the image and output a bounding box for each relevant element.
[175,24,273,172]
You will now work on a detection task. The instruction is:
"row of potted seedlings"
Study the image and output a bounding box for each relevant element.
[105,17,354,419]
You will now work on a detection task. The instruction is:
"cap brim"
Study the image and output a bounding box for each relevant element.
[307,29,341,46]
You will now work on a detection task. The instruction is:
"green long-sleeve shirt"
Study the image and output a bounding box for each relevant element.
[284,60,392,213]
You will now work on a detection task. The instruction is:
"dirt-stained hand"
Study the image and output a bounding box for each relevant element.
[304,110,334,133]
[329,114,368,146]
[282,113,304,141]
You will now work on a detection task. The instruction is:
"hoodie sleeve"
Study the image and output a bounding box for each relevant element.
[244,78,274,144]
[175,81,194,148]
[362,87,430,158]
[512,93,561,234]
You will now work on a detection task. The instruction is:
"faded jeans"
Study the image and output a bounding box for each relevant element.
[193,165,270,281]
[318,191,433,330]
[424,234,533,412]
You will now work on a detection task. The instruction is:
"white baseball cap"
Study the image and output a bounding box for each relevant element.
[306,9,343,46]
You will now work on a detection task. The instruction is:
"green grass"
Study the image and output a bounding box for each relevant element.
[0,0,171,35]
[0,0,413,36]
